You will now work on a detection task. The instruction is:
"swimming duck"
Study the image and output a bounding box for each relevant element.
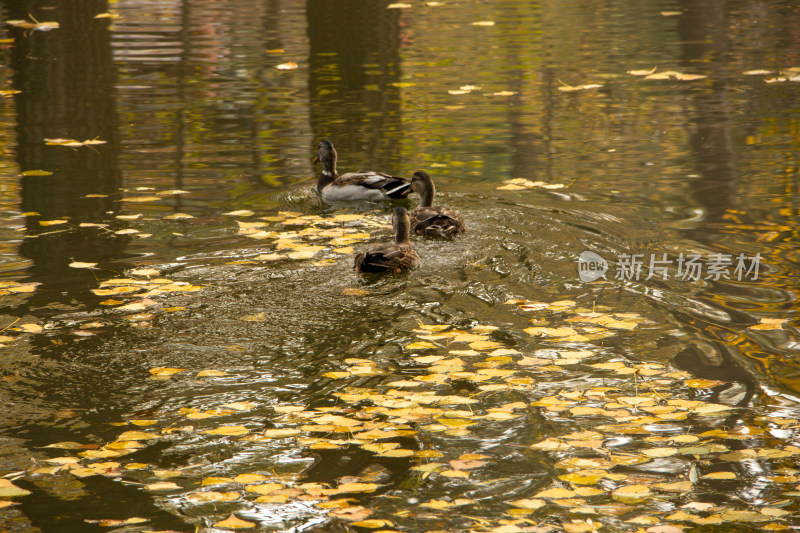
[314,140,411,202]
[409,171,466,238]
[354,207,420,273]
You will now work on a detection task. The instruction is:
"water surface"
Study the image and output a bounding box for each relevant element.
[0,0,799,531]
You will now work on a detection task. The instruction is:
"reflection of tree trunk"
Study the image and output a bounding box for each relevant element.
[678,0,738,225]
[306,0,402,172]
[8,0,126,280]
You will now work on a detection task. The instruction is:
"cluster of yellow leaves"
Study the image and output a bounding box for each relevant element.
[497,178,568,191]
[15,293,800,532]
[93,273,201,300]
[504,298,650,344]
[762,67,800,84]
[235,211,380,265]
[524,378,800,528]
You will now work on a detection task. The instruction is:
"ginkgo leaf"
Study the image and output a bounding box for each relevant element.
[148,367,184,377]
[203,425,250,436]
[145,482,181,491]
[187,491,240,502]
[405,341,437,350]
[701,471,737,480]
[0,480,31,498]
[117,431,159,441]
[214,514,256,529]
[234,473,270,484]
[612,484,651,498]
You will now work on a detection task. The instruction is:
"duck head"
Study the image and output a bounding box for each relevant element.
[314,139,338,175]
[410,171,435,207]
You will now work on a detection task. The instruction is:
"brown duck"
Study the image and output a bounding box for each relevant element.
[409,171,465,238]
[354,207,421,273]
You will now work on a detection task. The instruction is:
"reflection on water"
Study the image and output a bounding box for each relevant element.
[0,0,799,531]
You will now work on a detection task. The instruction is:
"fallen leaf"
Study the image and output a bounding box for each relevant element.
[214,514,256,529]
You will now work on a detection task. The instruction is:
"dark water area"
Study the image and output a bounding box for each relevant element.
[0,0,799,532]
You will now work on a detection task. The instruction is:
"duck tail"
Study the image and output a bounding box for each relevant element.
[383,180,411,199]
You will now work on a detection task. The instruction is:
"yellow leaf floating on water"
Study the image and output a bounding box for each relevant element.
[244,483,282,495]
[469,340,500,350]
[701,471,737,480]
[439,469,470,478]
[39,219,68,226]
[196,369,228,377]
[323,371,350,379]
[204,425,250,436]
[685,378,726,389]
[655,481,693,493]
[225,210,255,217]
[351,519,394,529]
[149,367,184,377]
[201,476,235,486]
[750,318,788,330]
[341,287,369,296]
[145,481,181,491]
[85,518,149,527]
[535,487,576,499]
[0,479,32,498]
[187,491,241,502]
[117,431,159,441]
[223,401,256,411]
[276,62,298,70]
[214,514,256,529]
[509,498,545,510]
[628,66,658,76]
[642,447,678,458]
[612,484,651,498]
[471,20,495,26]
[329,482,380,494]
[68,261,97,269]
[558,81,603,92]
[405,341,438,350]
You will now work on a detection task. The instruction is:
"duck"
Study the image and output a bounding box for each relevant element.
[354,207,420,273]
[313,139,411,202]
[408,170,466,238]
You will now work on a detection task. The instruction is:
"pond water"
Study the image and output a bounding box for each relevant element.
[1,0,799,531]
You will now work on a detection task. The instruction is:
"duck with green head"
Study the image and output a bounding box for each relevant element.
[313,140,411,202]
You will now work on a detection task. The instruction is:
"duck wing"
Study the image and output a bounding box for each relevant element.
[333,171,411,199]
[410,206,465,238]
[354,243,420,273]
